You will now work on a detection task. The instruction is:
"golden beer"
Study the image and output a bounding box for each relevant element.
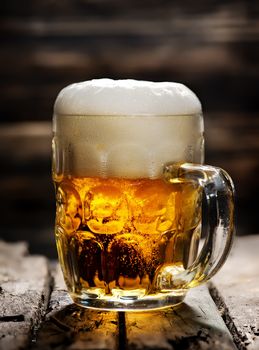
[54,176,202,300]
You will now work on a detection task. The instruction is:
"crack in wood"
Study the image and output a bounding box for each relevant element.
[29,262,53,346]
[209,284,246,350]
[3,238,258,350]
[0,242,53,350]
[0,314,25,322]
[118,312,127,350]
[125,286,236,350]
[31,264,118,349]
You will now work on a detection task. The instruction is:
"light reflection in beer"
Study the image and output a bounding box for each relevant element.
[55,175,202,301]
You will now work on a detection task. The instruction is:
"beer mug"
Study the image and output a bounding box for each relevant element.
[52,79,234,311]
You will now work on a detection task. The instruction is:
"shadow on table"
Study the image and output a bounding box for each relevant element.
[33,301,231,349]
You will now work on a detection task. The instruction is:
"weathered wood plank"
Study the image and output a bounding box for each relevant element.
[211,235,259,350]
[36,265,238,350]
[34,263,118,349]
[0,241,51,350]
[125,285,236,350]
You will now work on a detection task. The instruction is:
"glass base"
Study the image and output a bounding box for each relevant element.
[71,290,187,311]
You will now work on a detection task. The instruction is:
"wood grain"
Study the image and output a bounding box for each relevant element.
[2,237,259,349]
[126,286,236,350]
[33,263,118,349]
[36,264,237,349]
[211,235,259,350]
[0,241,51,350]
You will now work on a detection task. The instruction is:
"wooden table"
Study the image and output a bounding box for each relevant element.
[1,236,259,350]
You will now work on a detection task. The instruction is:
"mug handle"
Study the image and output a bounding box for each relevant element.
[163,162,235,287]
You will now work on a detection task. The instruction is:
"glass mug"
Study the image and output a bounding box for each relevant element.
[52,79,234,311]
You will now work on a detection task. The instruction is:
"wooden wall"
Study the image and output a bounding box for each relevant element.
[1,0,259,256]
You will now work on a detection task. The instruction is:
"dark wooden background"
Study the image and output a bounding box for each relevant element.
[1,0,259,257]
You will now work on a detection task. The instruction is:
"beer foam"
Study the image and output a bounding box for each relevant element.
[53,80,204,178]
[54,79,202,116]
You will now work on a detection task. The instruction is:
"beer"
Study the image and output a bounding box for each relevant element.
[54,175,202,301]
[53,78,211,310]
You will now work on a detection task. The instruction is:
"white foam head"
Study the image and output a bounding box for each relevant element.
[54,79,201,116]
[53,79,204,178]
